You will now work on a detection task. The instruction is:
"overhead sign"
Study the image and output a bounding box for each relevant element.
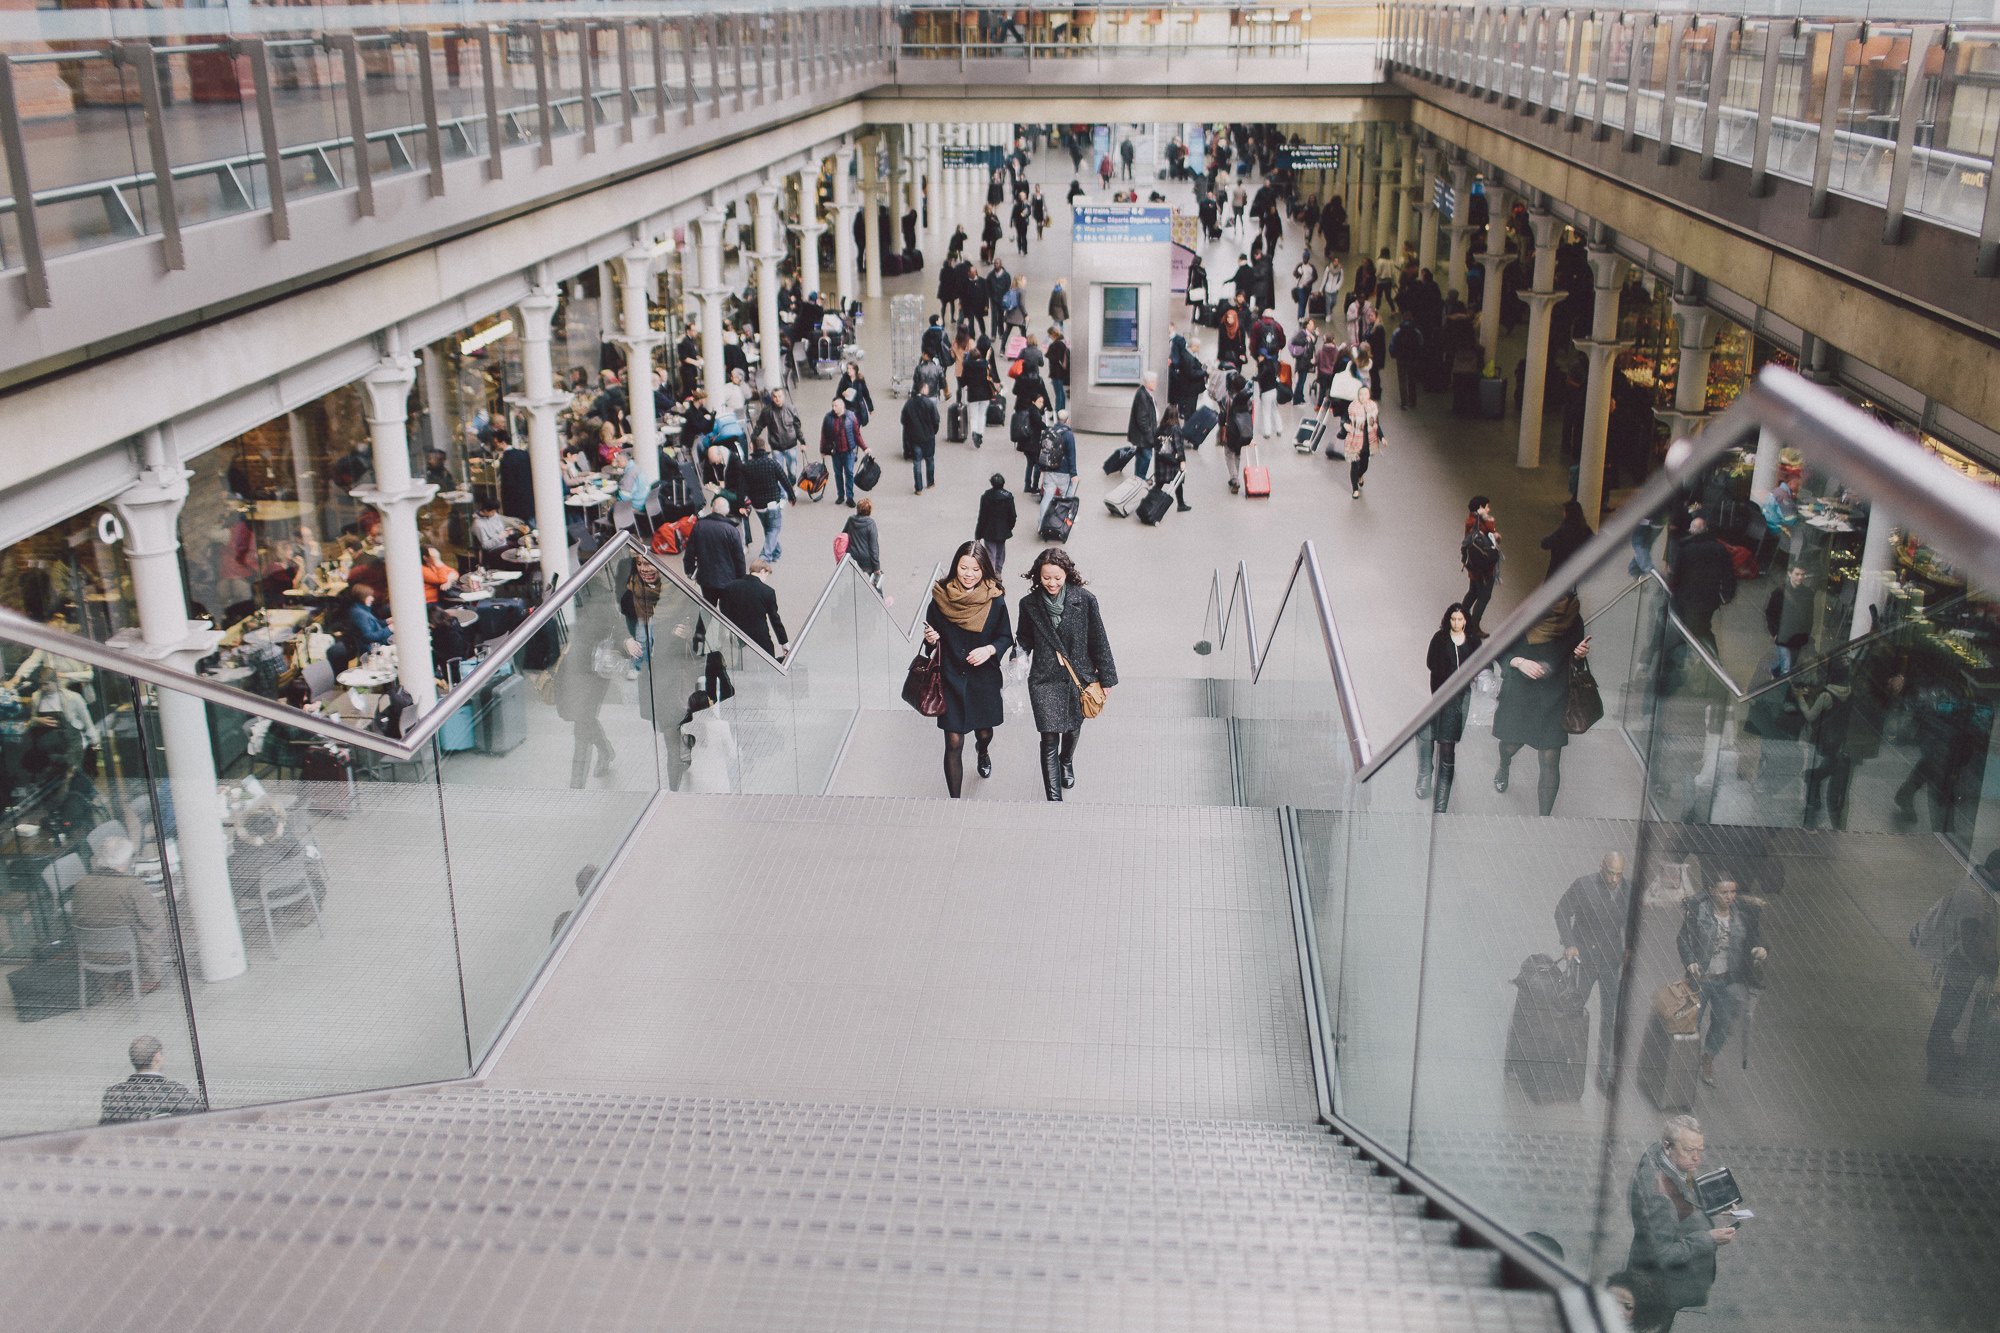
[1434,180,1456,220]
[1281,143,1340,171]
[1073,205,1173,245]
[942,146,1001,170]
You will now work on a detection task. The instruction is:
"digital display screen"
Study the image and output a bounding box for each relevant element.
[1103,286,1139,350]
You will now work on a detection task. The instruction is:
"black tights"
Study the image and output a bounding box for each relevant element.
[1498,741,1564,816]
[943,729,993,799]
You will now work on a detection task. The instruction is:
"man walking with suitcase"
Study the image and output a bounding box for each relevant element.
[1555,852,1636,1091]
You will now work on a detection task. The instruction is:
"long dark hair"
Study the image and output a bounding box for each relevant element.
[1439,602,1470,632]
[1022,547,1086,588]
[939,540,998,589]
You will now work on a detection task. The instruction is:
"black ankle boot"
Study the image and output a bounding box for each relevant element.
[1494,758,1511,793]
[1416,768,1432,800]
[977,746,992,779]
[1433,762,1454,813]
[1039,735,1063,802]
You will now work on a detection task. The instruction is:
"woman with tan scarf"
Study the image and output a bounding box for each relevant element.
[1491,590,1591,816]
[921,541,1015,797]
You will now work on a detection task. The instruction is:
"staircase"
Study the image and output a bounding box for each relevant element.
[0,794,1571,1330]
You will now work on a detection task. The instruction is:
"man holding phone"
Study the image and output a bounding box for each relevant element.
[1628,1114,1739,1329]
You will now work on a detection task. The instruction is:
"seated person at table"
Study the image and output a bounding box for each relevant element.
[327,585,391,674]
[430,606,473,680]
[228,804,328,911]
[421,546,458,604]
[259,540,304,604]
[345,557,389,605]
[101,1035,201,1125]
[470,501,526,569]
[424,449,453,489]
[71,835,168,992]
[561,435,595,485]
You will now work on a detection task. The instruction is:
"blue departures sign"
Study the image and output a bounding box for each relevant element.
[1073,205,1174,244]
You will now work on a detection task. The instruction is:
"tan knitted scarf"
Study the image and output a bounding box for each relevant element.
[933,577,1002,631]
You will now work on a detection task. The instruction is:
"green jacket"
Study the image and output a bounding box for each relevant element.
[1626,1141,1719,1312]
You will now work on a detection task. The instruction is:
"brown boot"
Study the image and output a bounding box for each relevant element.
[1701,1053,1716,1087]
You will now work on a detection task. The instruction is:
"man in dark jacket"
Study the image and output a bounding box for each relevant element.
[1388,315,1426,409]
[921,313,951,364]
[498,438,535,525]
[975,472,1016,576]
[101,1035,201,1125]
[819,396,863,507]
[1670,516,1737,653]
[1555,851,1634,1088]
[1126,373,1160,480]
[740,442,795,563]
[1460,495,1501,636]
[1763,561,1814,678]
[903,384,942,494]
[683,498,747,604]
[718,560,789,658]
[1165,326,1204,417]
[988,261,1013,338]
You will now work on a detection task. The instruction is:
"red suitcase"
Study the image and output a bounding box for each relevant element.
[1242,444,1271,498]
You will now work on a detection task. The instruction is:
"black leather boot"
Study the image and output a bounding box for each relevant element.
[1039,733,1063,801]
[1433,759,1454,813]
[1059,729,1079,789]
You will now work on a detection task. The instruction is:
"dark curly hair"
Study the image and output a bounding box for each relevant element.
[1022,547,1086,588]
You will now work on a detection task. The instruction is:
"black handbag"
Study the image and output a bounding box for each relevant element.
[854,452,881,492]
[1563,658,1604,734]
[901,643,945,716]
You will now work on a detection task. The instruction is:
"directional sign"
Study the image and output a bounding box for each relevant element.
[1281,143,1340,171]
[1073,205,1173,244]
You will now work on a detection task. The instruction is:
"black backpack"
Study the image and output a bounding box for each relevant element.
[1010,407,1035,445]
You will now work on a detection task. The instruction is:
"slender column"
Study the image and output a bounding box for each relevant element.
[694,209,731,408]
[1444,159,1472,304]
[1515,207,1567,469]
[1749,427,1782,501]
[352,353,439,713]
[1851,502,1897,640]
[419,349,451,457]
[508,286,573,589]
[1657,279,1718,441]
[108,436,246,984]
[1372,129,1396,266]
[1417,147,1441,278]
[926,128,943,254]
[861,137,883,301]
[1393,130,1417,260]
[1350,126,1373,262]
[793,154,829,298]
[610,244,662,490]
[1573,239,1631,526]
[750,186,785,381]
[1473,183,1512,375]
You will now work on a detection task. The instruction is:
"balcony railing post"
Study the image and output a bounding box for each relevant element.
[1623,16,1650,153]
[1811,22,1861,218]
[615,20,636,144]
[649,18,669,129]
[0,58,50,307]
[681,19,698,127]
[1978,141,2000,277]
[478,27,504,181]
[574,23,599,153]
[1658,13,1689,165]
[1522,6,1546,115]
[412,31,446,194]
[530,25,555,166]
[1561,9,1586,129]
[1700,16,1740,179]
[115,41,183,271]
[1884,24,1943,245]
[241,38,292,236]
[708,16,725,119]
[1749,20,1786,196]
[331,36,372,216]
[1591,13,1615,141]
[1496,6,1518,106]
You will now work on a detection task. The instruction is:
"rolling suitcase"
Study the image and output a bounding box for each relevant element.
[1102,445,1137,475]
[1136,486,1174,526]
[1295,406,1330,454]
[947,400,969,443]
[304,745,356,815]
[986,399,1006,429]
[1242,445,1271,498]
[1637,1009,1704,1111]
[904,247,924,271]
[1504,955,1588,1103]
[1478,375,1506,420]
[1039,495,1079,542]
[1182,405,1217,449]
[479,672,528,755]
[1104,476,1148,517]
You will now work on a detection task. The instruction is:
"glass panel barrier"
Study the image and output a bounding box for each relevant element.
[0,658,204,1137]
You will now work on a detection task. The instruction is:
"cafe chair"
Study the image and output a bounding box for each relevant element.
[41,851,86,921]
[245,845,324,961]
[302,659,337,701]
[75,923,141,1018]
[85,820,128,865]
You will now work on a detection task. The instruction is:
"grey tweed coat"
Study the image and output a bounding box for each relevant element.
[1015,584,1118,733]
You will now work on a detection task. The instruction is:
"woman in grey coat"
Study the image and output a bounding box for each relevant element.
[1014,548,1117,801]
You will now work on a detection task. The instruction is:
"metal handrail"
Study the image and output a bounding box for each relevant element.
[1353,366,2000,783]
[0,529,917,764]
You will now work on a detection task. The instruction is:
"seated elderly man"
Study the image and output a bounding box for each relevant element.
[69,835,168,992]
[100,1034,201,1125]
